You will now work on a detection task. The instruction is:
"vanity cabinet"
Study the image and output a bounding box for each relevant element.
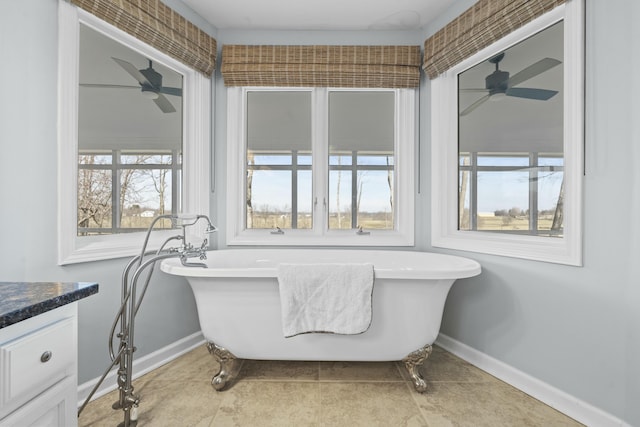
[0,282,98,427]
[0,304,78,426]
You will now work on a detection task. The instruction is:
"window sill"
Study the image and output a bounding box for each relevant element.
[227,229,414,247]
[58,229,210,265]
[432,229,581,266]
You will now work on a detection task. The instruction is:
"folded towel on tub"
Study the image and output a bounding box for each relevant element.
[277,263,375,338]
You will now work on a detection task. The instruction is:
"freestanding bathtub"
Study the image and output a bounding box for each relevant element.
[160,249,481,392]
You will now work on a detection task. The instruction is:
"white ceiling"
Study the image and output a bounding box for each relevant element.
[182,0,456,31]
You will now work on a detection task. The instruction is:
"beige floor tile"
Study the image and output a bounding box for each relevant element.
[149,344,217,382]
[319,360,404,382]
[78,388,122,427]
[239,359,319,381]
[129,378,223,426]
[211,381,320,426]
[320,382,427,426]
[412,381,584,427]
[79,345,583,427]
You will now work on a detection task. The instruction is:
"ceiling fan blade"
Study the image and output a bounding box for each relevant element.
[158,86,183,97]
[460,94,490,116]
[508,58,561,87]
[460,88,489,93]
[80,83,140,89]
[112,57,150,86]
[506,87,558,100]
[153,93,176,113]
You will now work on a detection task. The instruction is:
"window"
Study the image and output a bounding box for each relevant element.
[58,2,210,264]
[227,87,415,246]
[77,150,182,235]
[431,1,583,265]
[458,153,564,235]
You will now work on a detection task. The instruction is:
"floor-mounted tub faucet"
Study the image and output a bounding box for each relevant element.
[77,214,216,427]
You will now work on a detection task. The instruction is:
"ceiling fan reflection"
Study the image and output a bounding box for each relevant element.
[459,52,561,117]
[80,58,182,113]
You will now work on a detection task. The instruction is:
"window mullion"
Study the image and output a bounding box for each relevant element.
[529,152,539,234]
[172,148,180,215]
[312,88,329,235]
[351,151,358,228]
[112,149,120,234]
[470,152,478,231]
[291,149,298,229]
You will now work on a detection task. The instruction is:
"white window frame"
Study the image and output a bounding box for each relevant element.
[57,1,210,265]
[226,86,415,246]
[430,0,584,266]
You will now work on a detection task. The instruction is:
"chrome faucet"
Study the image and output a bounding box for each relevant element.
[78,213,217,427]
[174,214,217,267]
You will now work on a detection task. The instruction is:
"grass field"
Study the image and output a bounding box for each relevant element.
[82,212,561,236]
[464,214,561,235]
[248,212,393,230]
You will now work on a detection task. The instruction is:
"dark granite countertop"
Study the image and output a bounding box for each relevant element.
[0,282,99,329]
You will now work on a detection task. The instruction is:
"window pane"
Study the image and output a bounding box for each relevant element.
[246,91,311,229]
[120,168,174,230]
[476,171,529,231]
[80,154,111,165]
[121,154,173,165]
[247,170,292,229]
[459,168,471,230]
[329,170,352,229]
[328,91,395,230]
[329,154,352,166]
[77,23,183,236]
[537,170,564,235]
[539,156,563,166]
[297,170,312,229]
[357,170,394,229]
[252,154,292,165]
[77,168,112,235]
[457,21,564,236]
[477,156,529,167]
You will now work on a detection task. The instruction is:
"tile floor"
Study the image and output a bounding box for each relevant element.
[79,345,584,426]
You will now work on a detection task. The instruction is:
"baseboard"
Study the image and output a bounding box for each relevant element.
[435,334,630,427]
[77,331,205,407]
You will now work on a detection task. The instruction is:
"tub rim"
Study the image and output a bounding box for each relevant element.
[160,249,481,280]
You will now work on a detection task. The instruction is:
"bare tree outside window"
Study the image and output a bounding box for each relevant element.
[77,151,179,235]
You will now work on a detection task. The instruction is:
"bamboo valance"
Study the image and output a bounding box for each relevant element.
[221,45,422,88]
[423,0,565,79]
[70,0,217,76]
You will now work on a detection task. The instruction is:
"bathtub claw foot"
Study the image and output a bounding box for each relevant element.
[402,344,432,393]
[206,342,243,391]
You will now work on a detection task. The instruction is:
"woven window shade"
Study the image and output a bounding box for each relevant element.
[221,45,421,88]
[70,0,217,75]
[423,0,565,79]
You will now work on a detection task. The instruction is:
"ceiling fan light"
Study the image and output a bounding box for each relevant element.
[141,88,159,100]
[490,92,507,101]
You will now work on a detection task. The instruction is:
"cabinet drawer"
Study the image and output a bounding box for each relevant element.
[0,317,75,413]
[0,376,77,427]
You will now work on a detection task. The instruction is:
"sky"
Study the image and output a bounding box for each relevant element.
[250,166,564,215]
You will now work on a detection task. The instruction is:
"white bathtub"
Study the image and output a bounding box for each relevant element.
[160,249,481,392]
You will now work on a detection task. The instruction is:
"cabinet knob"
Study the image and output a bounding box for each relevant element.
[40,351,52,363]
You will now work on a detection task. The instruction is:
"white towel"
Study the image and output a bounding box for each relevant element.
[277,263,374,338]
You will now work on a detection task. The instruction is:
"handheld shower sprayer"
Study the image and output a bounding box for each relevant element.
[78,213,216,427]
[172,214,217,267]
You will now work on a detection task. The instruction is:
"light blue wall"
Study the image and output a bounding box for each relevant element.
[418,1,640,425]
[1,0,638,425]
[0,0,209,384]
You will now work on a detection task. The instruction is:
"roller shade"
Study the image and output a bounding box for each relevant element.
[70,0,217,75]
[423,0,565,79]
[221,45,421,88]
